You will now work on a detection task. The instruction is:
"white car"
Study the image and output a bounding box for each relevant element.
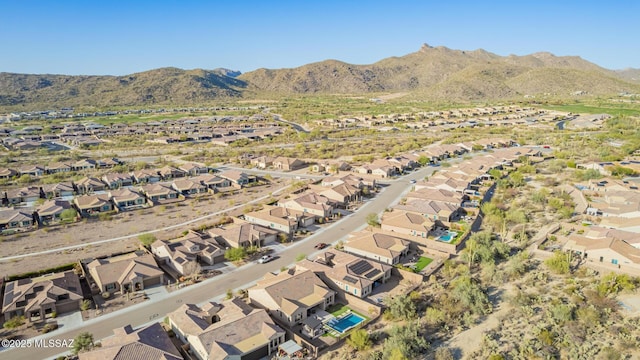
[258,255,274,264]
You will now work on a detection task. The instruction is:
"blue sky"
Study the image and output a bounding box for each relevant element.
[1,1,637,75]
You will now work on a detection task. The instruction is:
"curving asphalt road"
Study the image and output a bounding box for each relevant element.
[3,164,448,360]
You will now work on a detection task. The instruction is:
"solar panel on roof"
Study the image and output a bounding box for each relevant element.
[350,260,373,275]
[343,276,358,284]
[5,282,14,292]
[364,269,381,279]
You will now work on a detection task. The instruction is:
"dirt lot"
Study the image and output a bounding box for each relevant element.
[0,179,287,277]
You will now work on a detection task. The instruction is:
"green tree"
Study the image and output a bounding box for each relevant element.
[417,156,430,167]
[60,208,78,222]
[3,315,25,329]
[544,251,570,274]
[17,174,32,184]
[451,275,491,316]
[386,294,417,320]
[347,329,371,351]
[80,299,92,311]
[224,247,247,261]
[138,233,157,247]
[383,322,429,360]
[72,332,95,355]
[596,272,636,297]
[366,213,380,227]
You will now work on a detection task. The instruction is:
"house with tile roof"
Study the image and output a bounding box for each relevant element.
[4,186,42,205]
[219,170,256,188]
[279,191,334,218]
[74,176,107,194]
[0,168,17,180]
[86,252,164,294]
[35,199,74,225]
[157,166,187,181]
[74,194,113,217]
[192,174,231,192]
[79,322,181,360]
[344,231,410,265]
[381,209,435,238]
[208,218,279,248]
[1,271,83,323]
[561,233,640,272]
[152,235,226,276]
[169,297,285,360]
[130,169,161,184]
[101,173,134,189]
[273,157,306,171]
[243,206,314,235]
[0,208,35,232]
[394,199,462,223]
[41,182,75,199]
[297,251,391,298]
[179,162,209,176]
[108,188,147,211]
[172,179,208,196]
[249,268,335,332]
[139,183,179,204]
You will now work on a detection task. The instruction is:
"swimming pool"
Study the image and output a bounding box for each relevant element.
[327,313,366,333]
[438,230,458,243]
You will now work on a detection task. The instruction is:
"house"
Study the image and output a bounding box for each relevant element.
[251,156,275,169]
[562,234,640,271]
[381,210,435,238]
[131,169,161,184]
[152,235,226,276]
[74,176,107,194]
[78,323,181,360]
[86,252,164,294]
[405,188,466,206]
[321,174,371,189]
[74,194,113,217]
[18,165,46,177]
[97,158,122,169]
[168,297,286,360]
[45,162,73,174]
[0,208,35,232]
[179,163,209,176]
[220,170,256,188]
[415,176,471,194]
[394,199,462,223]
[273,157,306,171]
[297,251,392,298]
[279,192,334,218]
[72,159,98,171]
[208,218,279,248]
[157,166,187,180]
[4,186,42,205]
[140,183,179,204]
[41,182,75,199]
[317,183,360,208]
[36,199,73,225]
[0,168,17,180]
[1,271,83,323]
[193,174,231,192]
[243,206,314,235]
[248,268,335,332]
[101,173,134,189]
[172,179,208,196]
[108,188,147,211]
[345,231,410,265]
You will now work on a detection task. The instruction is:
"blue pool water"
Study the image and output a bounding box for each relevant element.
[328,313,366,333]
[438,230,458,243]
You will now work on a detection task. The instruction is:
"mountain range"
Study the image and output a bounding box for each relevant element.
[1,44,639,109]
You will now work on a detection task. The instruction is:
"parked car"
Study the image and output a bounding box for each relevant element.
[409,179,416,184]
[314,243,328,250]
[258,255,274,264]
